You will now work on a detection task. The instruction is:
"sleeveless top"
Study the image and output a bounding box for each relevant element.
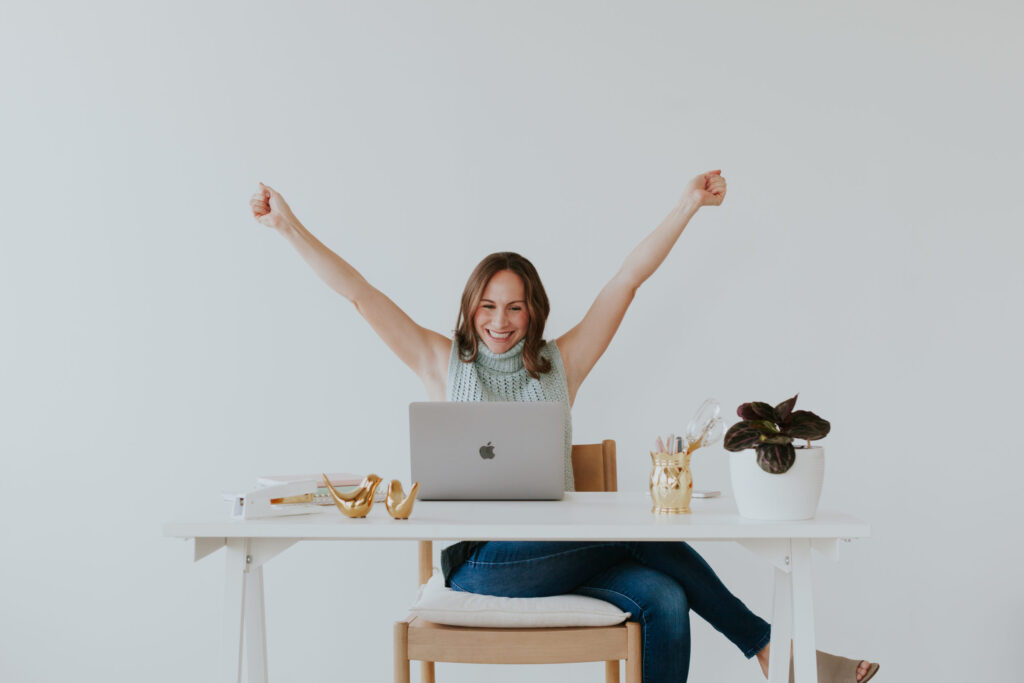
[440,336,574,585]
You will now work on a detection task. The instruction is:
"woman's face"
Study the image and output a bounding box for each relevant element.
[474,269,530,354]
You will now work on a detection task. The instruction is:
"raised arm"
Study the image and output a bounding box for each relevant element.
[557,170,726,402]
[250,183,450,395]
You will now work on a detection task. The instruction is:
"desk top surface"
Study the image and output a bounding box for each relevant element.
[163,492,870,541]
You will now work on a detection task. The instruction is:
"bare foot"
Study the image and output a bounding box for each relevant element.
[756,643,873,681]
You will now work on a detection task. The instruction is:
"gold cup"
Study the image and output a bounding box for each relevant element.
[649,451,692,514]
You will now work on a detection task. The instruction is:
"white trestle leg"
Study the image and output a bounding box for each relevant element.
[790,539,817,683]
[222,539,249,683]
[768,564,792,683]
[245,566,269,683]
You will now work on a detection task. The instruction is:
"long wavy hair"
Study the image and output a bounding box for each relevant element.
[454,252,551,379]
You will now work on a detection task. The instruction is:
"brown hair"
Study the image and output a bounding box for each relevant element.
[454,252,552,379]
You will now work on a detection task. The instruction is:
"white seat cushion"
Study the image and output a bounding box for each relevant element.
[408,572,630,628]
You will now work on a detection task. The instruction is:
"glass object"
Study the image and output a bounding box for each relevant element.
[685,398,722,450]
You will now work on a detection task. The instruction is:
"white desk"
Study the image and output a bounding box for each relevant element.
[164,492,870,683]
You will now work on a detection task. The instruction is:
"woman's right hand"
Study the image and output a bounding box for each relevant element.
[250,182,299,233]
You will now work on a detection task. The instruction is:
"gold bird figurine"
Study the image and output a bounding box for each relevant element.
[322,473,382,518]
[385,480,420,520]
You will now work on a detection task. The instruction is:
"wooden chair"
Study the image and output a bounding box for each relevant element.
[394,440,641,683]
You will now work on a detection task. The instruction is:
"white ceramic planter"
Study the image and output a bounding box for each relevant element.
[729,446,825,520]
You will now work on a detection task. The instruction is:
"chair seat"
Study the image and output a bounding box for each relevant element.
[408,573,631,628]
[407,616,632,664]
[394,441,641,683]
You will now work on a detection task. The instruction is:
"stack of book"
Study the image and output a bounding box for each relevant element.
[257,473,386,504]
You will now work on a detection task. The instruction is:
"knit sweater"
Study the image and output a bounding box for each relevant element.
[440,335,574,586]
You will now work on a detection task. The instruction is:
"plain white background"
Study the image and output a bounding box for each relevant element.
[2,2,1022,681]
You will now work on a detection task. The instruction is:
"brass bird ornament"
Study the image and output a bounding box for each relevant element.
[385,480,420,520]
[322,473,382,518]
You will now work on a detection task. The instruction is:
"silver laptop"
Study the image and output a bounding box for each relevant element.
[409,401,566,500]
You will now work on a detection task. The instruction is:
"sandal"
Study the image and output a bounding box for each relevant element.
[789,650,879,683]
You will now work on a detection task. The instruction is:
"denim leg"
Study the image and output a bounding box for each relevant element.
[574,561,690,683]
[449,541,633,596]
[629,542,771,658]
[447,540,770,680]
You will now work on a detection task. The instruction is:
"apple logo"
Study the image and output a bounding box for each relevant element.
[479,441,496,459]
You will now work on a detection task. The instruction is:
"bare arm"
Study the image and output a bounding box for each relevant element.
[557,170,727,402]
[250,184,450,390]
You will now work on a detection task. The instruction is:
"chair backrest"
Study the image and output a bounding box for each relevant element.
[570,439,617,493]
[418,440,617,585]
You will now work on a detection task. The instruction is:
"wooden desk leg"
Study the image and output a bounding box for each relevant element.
[791,539,818,683]
[768,565,792,683]
[222,539,249,683]
[245,566,269,683]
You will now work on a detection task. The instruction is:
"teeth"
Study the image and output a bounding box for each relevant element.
[489,330,512,339]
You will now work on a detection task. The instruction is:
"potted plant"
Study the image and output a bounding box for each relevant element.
[723,394,831,520]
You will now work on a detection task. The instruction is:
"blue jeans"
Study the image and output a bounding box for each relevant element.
[449,541,771,683]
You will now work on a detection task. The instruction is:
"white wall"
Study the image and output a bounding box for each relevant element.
[2,1,1021,681]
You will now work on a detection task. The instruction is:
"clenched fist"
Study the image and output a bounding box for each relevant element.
[681,170,727,208]
[250,182,299,232]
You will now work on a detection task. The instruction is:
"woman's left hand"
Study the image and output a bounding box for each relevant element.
[682,170,727,208]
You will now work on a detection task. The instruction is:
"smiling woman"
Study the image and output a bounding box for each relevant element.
[247,173,876,683]
[455,253,550,377]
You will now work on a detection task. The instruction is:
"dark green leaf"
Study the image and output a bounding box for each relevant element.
[723,421,766,451]
[737,402,778,423]
[775,394,798,427]
[756,443,796,474]
[787,410,831,441]
[761,434,794,446]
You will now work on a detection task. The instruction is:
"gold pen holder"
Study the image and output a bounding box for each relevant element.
[649,451,692,514]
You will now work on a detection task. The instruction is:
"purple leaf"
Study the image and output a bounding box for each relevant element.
[756,443,796,474]
[737,401,778,423]
[775,394,798,427]
[723,421,769,452]
[787,411,831,441]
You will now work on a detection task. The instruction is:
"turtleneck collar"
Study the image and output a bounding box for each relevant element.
[475,337,526,373]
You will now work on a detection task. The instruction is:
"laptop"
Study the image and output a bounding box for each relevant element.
[409,401,566,500]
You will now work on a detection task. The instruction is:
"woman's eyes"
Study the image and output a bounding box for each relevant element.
[481,305,522,311]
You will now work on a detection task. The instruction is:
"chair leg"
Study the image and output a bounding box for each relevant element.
[625,622,642,683]
[420,660,435,683]
[393,622,410,683]
[605,660,620,682]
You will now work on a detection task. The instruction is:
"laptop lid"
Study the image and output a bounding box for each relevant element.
[409,401,566,500]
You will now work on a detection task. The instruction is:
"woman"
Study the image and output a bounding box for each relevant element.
[249,172,877,683]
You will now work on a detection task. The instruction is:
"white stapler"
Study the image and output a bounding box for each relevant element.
[224,480,320,520]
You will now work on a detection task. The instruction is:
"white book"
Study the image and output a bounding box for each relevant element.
[257,472,363,488]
